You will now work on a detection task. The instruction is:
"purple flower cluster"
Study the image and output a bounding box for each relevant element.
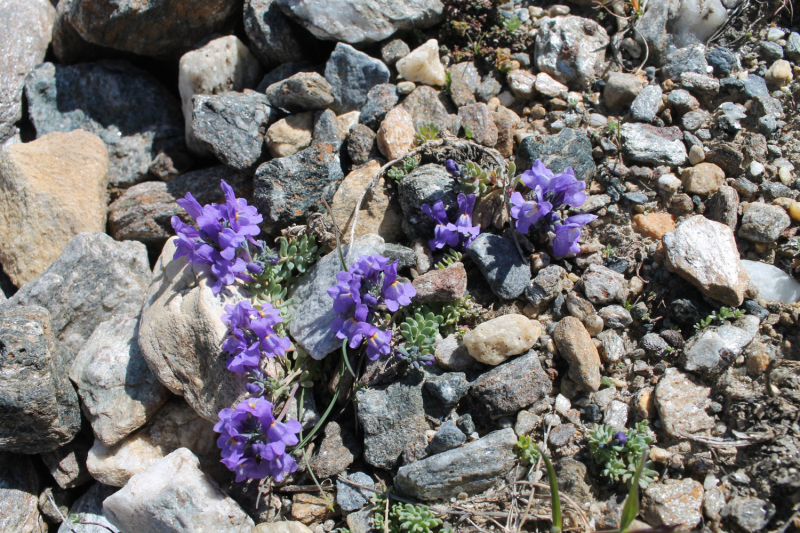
[421,193,480,250]
[221,301,291,374]
[214,397,302,482]
[328,255,415,360]
[171,180,263,294]
[509,160,597,258]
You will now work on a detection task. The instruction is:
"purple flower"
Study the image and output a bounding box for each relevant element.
[381,262,416,312]
[209,252,247,294]
[614,431,628,445]
[445,159,461,178]
[171,217,215,265]
[351,254,390,283]
[327,271,362,314]
[509,188,553,234]
[331,304,370,342]
[351,322,392,360]
[219,180,263,238]
[519,159,556,192]
[548,167,586,207]
[552,214,597,258]
[421,200,459,250]
[454,193,480,247]
[221,301,291,373]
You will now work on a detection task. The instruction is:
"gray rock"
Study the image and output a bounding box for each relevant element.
[667,89,700,114]
[70,314,170,447]
[108,166,252,246]
[466,233,531,300]
[681,72,720,97]
[458,103,498,147]
[308,421,361,479]
[0,452,46,532]
[535,16,609,89]
[191,91,275,171]
[347,123,377,166]
[469,350,552,417]
[597,329,625,362]
[384,243,416,269]
[630,84,663,122]
[427,420,466,454]
[57,482,119,533]
[265,72,334,111]
[0,306,81,453]
[289,234,385,359]
[642,479,704,529]
[325,43,390,113]
[6,233,151,356]
[477,72,503,102]
[684,315,759,375]
[381,39,410,65]
[38,486,71,524]
[759,41,783,60]
[761,181,796,201]
[25,61,189,188]
[525,265,567,311]
[682,110,709,131]
[244,0,311,68]
[722,497,775,533]
[621,123,687,166]
[398,163,458,239]
[706,46,738,77]
[705,185,739,230]
[424,372,469,412]
[581,264,629,306]
[336,472,374,512]
[434,334,475,372]
[359,84,398,130]
[556,458,593,504]
[40,431,93,489]
[356,374,428,469]
[256,61,315,92]
[516,128,596,182]
[401,85,461,133]
[0,0,54,144]
[786,32,800,61]
[641,332,670,356]
[449,62,480,107]
[654,368,715,438]
[254,110,344,234]
[604,72,645,108]
[662,44,708,81]
[739,202,791,243]
[394,428,517,500]
[598,305,632,328]
[717,102,748,133]
[549,423,576,447]
[275,0,445,43]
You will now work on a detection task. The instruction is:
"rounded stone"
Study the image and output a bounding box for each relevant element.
[462,315,541,366]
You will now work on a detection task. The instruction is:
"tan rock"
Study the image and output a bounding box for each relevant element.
[534,72,568,98]
[634,387,656,419]
[654,368,715,438]
[331,160,403,243]
[680,163,725,195]
[0,130,109,286]
[253,522,314,533]
[632,212,676,239]
[395,39,446,86]
[491,106,521,158]
[688,144,705,165]
[507,69,536,99]
[463,314,541,365]
[265,112,313,158]
[377,106,414,160]
[291,493,337,525]
[642,479,704,530]
[553,317,602,391]
[765,59,793,87]
[336,111,361,137]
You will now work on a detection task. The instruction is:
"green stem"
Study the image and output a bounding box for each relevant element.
[341,338,356,377]
[290,355,345,452]
[540,450,562,533]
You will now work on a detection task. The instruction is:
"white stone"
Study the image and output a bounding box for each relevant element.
[337,111,361,136]
[658,174,682,193]
[671,0,728,49]
[554,394,571,416]
[749,161,765,178]
[604,400,629,431]
[534,72,568,98]
[463,314,541,365]
[742,259,800,303]
[103,448,254,533]
[684,315,760,375]
[179,35,262,154]
[396,39,446,86]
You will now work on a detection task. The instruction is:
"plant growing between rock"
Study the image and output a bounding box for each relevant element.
[588,421,658,488]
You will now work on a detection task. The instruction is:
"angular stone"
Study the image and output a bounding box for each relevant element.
[598,305,633,328]
[394,429,517,500]
[684,315,759,375]
[265,72,333,112]
[630,84,663,122]
[0,452,46,533]
[255,522,314,533]
[308,421,361,479]
[412,263,468,303]
[632,212,676,239]
[553,316,602,391]
[337,472,374,511]
[347,124,378,165]
[507,69,536,99]
[642,479,704,530]
[469,350,552,417]
[396,39,446,86]
[449,62,480,106]
[534,72,568,98]
[458,103,499,147]
[40,431,93,489]
[265,112,313,158]
[516,128,596,182]
[463,315,541,366]
[377,106,415,160]
[57,482,118,533]
[398,163,458,239]
[492,106,521,157]
[466,233,531,299]
[402,86,460,135]
[680,162,725,195]
[325,43,390,113]
[580,264,629,306]
[535,16,609,89]
[742,259,800,303]
[620,123,687,166]
[739,202,791,243]
[26,61,188,188]
[332,160,403,243]
[288,235,385,359]
[604,72,645,108]
[0,131,108,286]
[359,84,398,130]
[663,216,749,307]
[103,448,254,533]
[654,368,715,438]
[722,497,775,533]
[434,334,475,371]
[705,185,739,230]
[244,0,310,68]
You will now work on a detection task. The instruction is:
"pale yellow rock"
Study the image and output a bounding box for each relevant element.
[396,39,446,86]
[688,144,705,165]
[0,130,109,286]
[337,111,361,137]
[463,314,541,365]
[377,106,415,160]
[253,522,314,533]
[765,59,793,87]
[790,201,800,222]
[265,112,313,158]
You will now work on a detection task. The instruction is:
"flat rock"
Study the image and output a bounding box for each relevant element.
[620,123,687,166]
[642,479,704,530]
[394,428,517,500]
[360,83,398,129]
[0,0,54,144]
[466,233,531,299]
[722,497,775,533]
[448,62,479,106]
[325,43,390,113]
[0,306,81,453]
[57,482,118,533]
[423,371,469,413]
[458,103,498,147]
[434,334,475,371]
[275,0,444,44]
[0,452,46,533]
[308,421,361,479]
[398,163,458,239]
[463,314,541,366]
[630,84,663,122]
[0,130,109,286]
[739,202,791,243]
[336,472,374,511]
[265,72,334,112]
[288,234,385,359]
[684,315,760,375]
[377,106,415,160]
[469,350,552,417]
[654,368,715,438]
[25,60,188,188]
[535,16,609,89]
[103,448,254,533]
[356,374,427,469]
[553,316,602,391]
[604,72,645,108]
[663,215,750,306]
[412,263,468,303]
[742,259,800,303]
[516,128,596,182]
[244,0,311,68]
[401,85,460,133]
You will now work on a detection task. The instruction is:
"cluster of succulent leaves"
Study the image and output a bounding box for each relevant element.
[248,235,320,312]
[415,123,441,144]
[589,421,658,488]
[387,157,419,181]
[434,250,463,270]
[372,493,446,533]
[515,434,542,466]
[452,161,515,199]
[398,312,440,368]
[694,306,744,330]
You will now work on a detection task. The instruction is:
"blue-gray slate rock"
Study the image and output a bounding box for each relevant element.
[325,43,390,113]
[683,315,760,375]
[706,47,737,77]
[24,61,189,187]
[264,71,334,112]
[662,44,708,81]
[423,371,469,412]
[384,243,416,269]
[191,91,275,172]
[516,128,596,182]
[359,83,398,129]
[630,84,662,122]
[336,472,374,512]
[244,0,312,68]
[427,420,466,455]
[0,306,81,453]
[466,233,530,300]
[468,350,552,417]
[394,428,518,500]
[398,164,458,240]
[288,234,385,359]
[356,373,428,469]
[254,110,344,234]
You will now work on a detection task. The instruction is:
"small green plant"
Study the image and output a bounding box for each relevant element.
[444,70,452,94]
[515,436,562,533]
[515,434,541,465]
[372,493,445,533]
[435,249,463,270]
[694,306,744,330]
[453,161,507,198]
[386,156,418,181]
[588,421,657,488]
[463,122,474,140]
[606,118,620,139]
[502,14,521,33]
[398,312,440,367]
[567,94,580,110]
[623,299,634,311]
[601,376,616,389]
[602,244,616,258]
[415,123,440,144]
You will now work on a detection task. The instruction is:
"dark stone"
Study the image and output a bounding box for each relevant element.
[308,421,362,479]
[604,257,630,274]
[705,185,739,230]
[401,85,461,133]
[25,61,189,188]
[397,164,458,239]
[739,202,791,243]
[466,233,531,300]
[384,243,416,269]
[40,429,93,488]
[469,350,552,417]
[359,84,398,130]
[191,91,275,171]
[0,452,44,531]
[662,44,708,81]
[704,141,744,175]
[732,177,759,199]
[517,128,596,183]
[668,297,705,326]
[381,39,410,66]
[525,265,566,310]
[456,413,476,435]
[0,306,81,453]
[641,332,669,356]
[660,329,685,348]
[707,47,737,77]
[761,181,797,200]
[347,124,378,166]
[256,61,314,93]
[743,300,769,320]
[624,191,648,204]
[423,371,469,414]
[584,404,602,423]
[448,61,480,107]
[427,420,466,455]
[758,41,784,60]
[244,0,312,68]
[264,72,334,111]
[254,110,344,234]
[325,43,390,113]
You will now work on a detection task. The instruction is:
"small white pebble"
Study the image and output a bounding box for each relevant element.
[657,173,682,193]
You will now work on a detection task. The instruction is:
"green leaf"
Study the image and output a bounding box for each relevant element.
[619,449,648,533]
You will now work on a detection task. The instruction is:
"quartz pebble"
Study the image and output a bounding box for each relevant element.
[463,315,541,366]
[396,39,446,86]
[741,260,800,303]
